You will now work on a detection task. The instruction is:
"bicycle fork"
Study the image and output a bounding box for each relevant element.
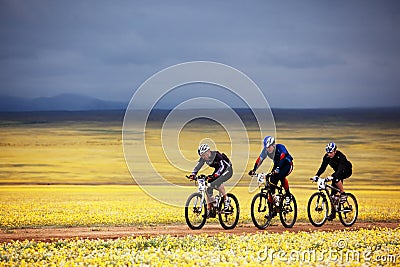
[193,193,206,213]
[314,192,327,212]
[257,197,267,213]
[256,189,268,212]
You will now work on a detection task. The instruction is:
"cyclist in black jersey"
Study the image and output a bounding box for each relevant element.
[188,144,233,217]
[312,142,352,220]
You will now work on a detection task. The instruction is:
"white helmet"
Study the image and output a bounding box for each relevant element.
[325,142,337,153]
[198,143,210,156]
[263,136,275,148]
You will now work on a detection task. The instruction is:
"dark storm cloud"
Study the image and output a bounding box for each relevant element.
[0,0,399,108]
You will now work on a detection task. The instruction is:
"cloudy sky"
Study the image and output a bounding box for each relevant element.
[1,1,399,108]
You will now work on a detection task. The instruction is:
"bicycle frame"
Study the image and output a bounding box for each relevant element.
[257,173,284,199]
[254,173,287,215]
[193,176,223,210]
[316,178,341,212]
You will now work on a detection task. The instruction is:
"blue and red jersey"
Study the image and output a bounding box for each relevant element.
[254,144,293,172]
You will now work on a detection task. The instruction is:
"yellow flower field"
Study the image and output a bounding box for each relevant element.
[1,227,399,266]
[1,185,400,229]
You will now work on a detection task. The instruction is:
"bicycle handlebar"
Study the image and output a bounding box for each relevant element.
[251,172,273,178]
[310,176,333,182]
[186,174,208,181]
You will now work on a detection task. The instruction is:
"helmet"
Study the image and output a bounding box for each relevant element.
[325,142,337,153]
[198,143,210,156]
[263,136,275,148]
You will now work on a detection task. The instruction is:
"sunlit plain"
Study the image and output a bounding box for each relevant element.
[1,111,399,266]
[1,116,399,186]
[1,116,399,227]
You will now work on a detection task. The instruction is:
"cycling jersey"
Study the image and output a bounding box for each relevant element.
[316,150,352,180]
[192,151,231,178]
[253,144,293,172]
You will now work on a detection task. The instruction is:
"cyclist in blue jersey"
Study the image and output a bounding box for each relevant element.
[249,136,293,208]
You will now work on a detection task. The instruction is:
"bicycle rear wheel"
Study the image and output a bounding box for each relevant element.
[251,192,273,229]
[218,193,240,230]
[185,192,207,230]
[307,192,328,227]
[279,193,297,228]
[338,193,358,227]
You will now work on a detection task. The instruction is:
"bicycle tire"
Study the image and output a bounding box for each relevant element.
[218,193,240,230]
[250,192,273,229]
[185,192,207,230]
[279,193,297,228]
[338,192,358,227]
[307,192,329,227]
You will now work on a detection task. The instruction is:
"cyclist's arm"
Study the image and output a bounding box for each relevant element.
[191,158,205,175]
[252,155,265,172]
[316,155,329,176]
[252,147,267,172]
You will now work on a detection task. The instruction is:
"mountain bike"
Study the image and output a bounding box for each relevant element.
[184,174,240,230]
[250,173,297,229]
[307,176,358,227]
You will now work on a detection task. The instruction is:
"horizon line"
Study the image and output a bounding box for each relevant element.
[1,106,400,114]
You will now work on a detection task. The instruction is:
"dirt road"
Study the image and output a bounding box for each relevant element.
[1,222,398,243]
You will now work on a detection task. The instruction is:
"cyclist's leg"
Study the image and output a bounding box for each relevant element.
[215,183,232,211]
[217,184,227,201]
[269,174,279,196]
[278,163,293,195]
[212,167,233,201]
[327,179,338,220]
[336,180,344,193]
[337,168,352,203]
[328,172,346,221]
[330,172,341,195]
[206,187,215,209]
[339,167,352,193]
[212,181,226,198]
[332,168,351,194]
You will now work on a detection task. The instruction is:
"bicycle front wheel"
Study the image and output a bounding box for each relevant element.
[338,193,358,227]
[185,192,207,230]
[279,193,297,228]
[307,192,328,227]
[251,192,273,229]
[218,193,240,230]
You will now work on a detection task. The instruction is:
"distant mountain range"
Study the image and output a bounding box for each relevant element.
[1,94,399,114]
[0,94,127,111]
